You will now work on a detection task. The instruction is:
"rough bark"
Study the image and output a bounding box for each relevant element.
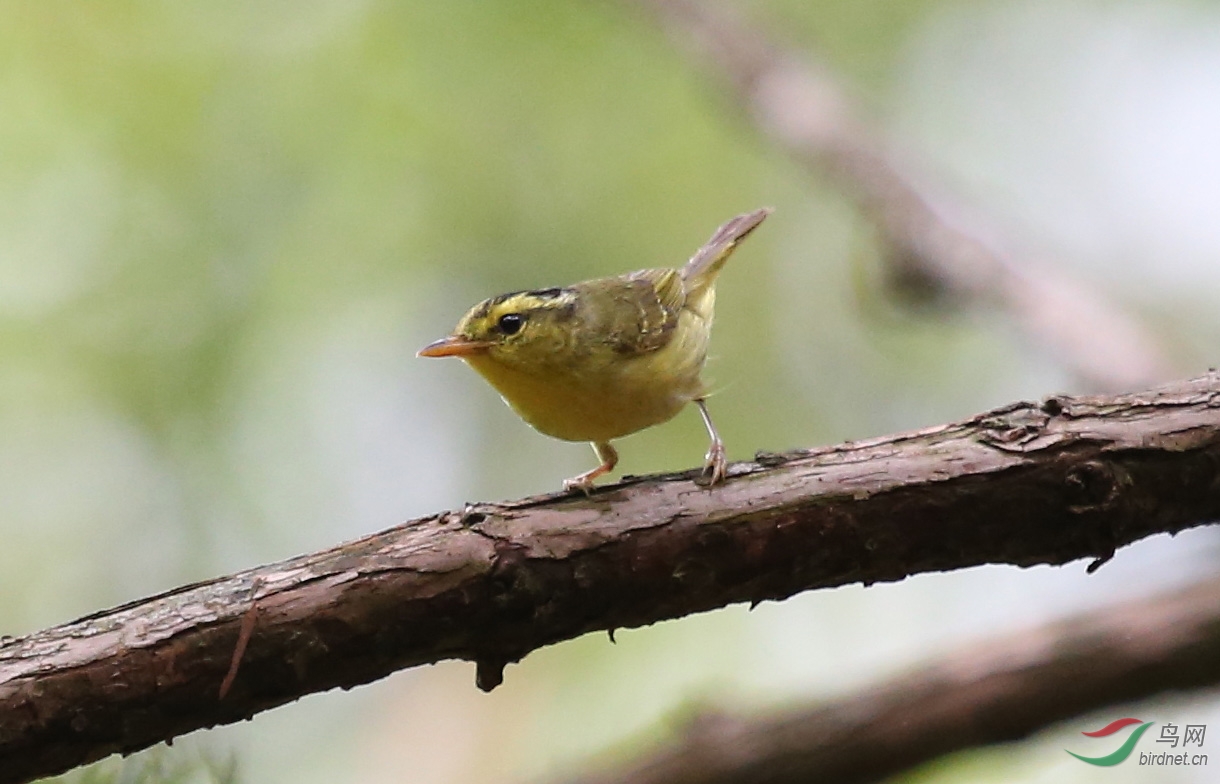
[2,373,1220,783]
[625,0,1175,390]
[557,573,1220,784]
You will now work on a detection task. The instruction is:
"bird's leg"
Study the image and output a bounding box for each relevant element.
[695,398,727,485]
[563,441,618,494]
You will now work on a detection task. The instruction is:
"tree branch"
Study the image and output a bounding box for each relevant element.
[556,571,1220,784]
[3,373,1220,782]
[624,0,1175,390]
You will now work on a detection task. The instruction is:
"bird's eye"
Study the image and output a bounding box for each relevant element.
[497,313,524,335]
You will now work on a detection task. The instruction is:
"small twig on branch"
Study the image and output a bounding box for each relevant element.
[554,572,1220,784]
[2,373,1220,783]
[624,0,1175,390]
[218,577,264,700]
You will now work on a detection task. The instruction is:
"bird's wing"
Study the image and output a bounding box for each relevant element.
[581,269,684,356]
[628,266,685,314]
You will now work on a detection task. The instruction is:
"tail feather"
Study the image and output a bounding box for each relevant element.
[681,207,772,295]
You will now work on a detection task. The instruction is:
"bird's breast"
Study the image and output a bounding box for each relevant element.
[464,313,710,443]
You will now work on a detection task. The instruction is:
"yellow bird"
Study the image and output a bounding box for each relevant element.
[419,208,770,492]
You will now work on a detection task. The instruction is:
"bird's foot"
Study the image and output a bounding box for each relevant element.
[702,439,727,486]
[564,442,617,495]
[562,474,598,496]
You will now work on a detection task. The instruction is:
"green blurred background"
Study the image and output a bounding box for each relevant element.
[3,0,1219,782]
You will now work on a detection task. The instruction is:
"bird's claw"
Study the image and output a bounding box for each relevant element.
[702,440,727,486]
[563,475,596,495]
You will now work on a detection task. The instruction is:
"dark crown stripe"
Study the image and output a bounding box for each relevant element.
[470,286,575,322]
[485,287,569,306]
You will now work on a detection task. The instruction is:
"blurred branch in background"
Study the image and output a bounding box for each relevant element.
[623,0,1176,390]
[555,572,1220,784]
[2,373,1219,783]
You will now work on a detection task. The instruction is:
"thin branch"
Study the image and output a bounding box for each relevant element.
[556,572,1220,784]
[624,0,1175,390]
[3,373,1220,783]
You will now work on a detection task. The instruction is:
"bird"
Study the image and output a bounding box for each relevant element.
[418,207,770,492]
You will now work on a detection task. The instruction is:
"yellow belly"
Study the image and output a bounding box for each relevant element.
[464,318,708,443]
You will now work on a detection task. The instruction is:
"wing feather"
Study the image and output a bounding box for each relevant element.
[574,269,684,356]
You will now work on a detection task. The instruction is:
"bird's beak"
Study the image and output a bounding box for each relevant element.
[417,335,492,358]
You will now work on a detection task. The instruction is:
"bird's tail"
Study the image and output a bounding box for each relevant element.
[681,207,771,297]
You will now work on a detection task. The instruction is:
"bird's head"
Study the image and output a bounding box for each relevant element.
[417,287,578,369]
